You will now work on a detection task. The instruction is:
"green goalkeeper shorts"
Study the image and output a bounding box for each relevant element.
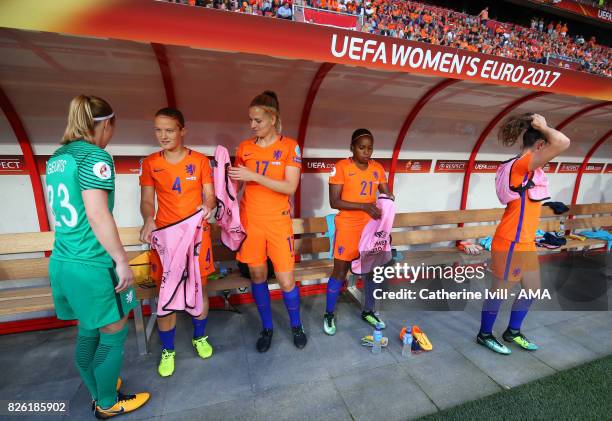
[49,258,138,330]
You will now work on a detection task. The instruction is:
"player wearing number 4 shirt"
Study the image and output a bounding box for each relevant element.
[139,108,216,378]
[46,95,149,418]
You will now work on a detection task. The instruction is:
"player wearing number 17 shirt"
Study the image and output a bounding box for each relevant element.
[46,95,149,418]
[228,90,307,353]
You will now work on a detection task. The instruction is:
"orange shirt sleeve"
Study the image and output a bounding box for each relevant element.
[286,140,302,169]
[139,157,154,187]
[329,160,345,184]
[201,156,213,185]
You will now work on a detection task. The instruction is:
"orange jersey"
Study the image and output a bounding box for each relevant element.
[140,149,213,227]
[235,136,301,218]
[494,152,542,246]
[329,158,387,224]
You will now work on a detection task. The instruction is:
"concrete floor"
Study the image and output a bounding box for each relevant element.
[1,289,611,421]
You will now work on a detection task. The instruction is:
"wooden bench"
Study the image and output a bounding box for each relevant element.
[388,202,612,252]
[0,217,333,354]
[1,203,610,353]
[343,203,612,301]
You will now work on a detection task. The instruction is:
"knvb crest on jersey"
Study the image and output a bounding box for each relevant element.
[374,230,386,239]
[373,171,379,180]
[273,150,282,160]
[185,164,195,176]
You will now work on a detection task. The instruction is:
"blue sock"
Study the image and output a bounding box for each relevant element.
[251,282,273,330]
[508,297,533,331]
[363,273,376,312]
[480,298,504,334]
[192,317,208,339]
[282,286,301,328]
[325,277,344,313]
[158,326,176,351]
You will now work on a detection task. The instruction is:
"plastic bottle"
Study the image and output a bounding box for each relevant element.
[402,326,413,358]
[215,261,229,278]
[372,322,383,354]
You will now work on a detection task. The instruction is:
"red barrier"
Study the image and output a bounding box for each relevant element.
[547,56,581,71]
[303,8,361,29]
[0,306,152,336]
[530,0,612,24]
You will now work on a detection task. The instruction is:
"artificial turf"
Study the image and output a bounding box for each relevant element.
[419,354,612,421]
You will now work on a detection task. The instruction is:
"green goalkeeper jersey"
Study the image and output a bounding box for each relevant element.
[46,140,115,267]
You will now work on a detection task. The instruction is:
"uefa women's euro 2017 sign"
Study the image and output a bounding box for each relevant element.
[1,0,610,101]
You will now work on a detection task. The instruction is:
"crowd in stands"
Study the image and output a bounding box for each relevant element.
[166,0,611,78]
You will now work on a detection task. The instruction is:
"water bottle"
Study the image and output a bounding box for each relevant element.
[558,220,566,236]
[372,323,383,354]
[402,326,413,358]
[215,261,229,278]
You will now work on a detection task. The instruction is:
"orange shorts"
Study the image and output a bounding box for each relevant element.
[491,236,539,282]
[333,215,370,262]
[237,212,294,273]
[150,223,214,289]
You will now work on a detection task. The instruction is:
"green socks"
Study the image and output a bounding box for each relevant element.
[94,325,128,409]
[74,326,100,400]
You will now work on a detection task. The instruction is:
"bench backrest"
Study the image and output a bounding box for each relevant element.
[0,216,331,282]
[1,203,610,282]
[390,203,612,246]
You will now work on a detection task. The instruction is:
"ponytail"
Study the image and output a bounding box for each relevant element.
[498,113,543,148]
[62,95,114,144]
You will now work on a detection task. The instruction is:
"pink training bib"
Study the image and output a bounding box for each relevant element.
[213,145,247,251]
[351,195,396,275]
[151,210,204,317]
[495,157,550,205]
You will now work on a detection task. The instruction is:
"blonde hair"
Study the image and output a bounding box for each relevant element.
[250,90,282,133]
[62,95,114,144]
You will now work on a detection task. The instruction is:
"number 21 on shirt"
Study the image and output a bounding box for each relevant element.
[360,181,373,196]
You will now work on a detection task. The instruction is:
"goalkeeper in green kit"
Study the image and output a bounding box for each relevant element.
[46,95,150,419]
